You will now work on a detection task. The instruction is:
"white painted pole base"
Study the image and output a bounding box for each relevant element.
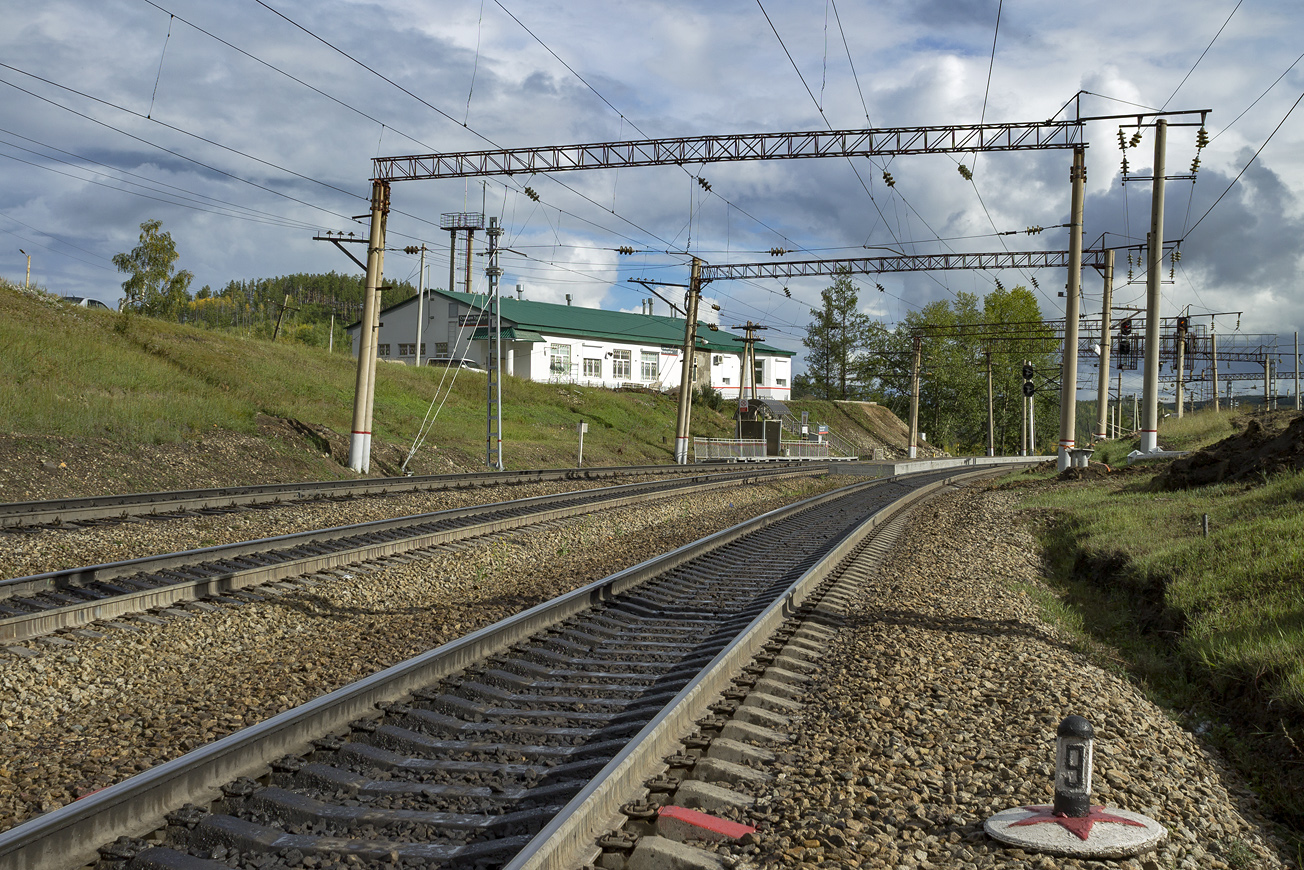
[674,437,689,465]
[1057,444,1072,472]
[1139,430,1158,453]
[908,446,917,459]
[348,433,370,474]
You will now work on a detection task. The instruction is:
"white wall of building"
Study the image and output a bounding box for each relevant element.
[349,293,792,399]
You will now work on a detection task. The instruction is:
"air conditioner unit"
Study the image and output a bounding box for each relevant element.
[712,355,723,365]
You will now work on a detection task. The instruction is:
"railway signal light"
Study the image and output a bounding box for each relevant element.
[1176,316,1189,335]
[1022,363,1035,380]
[1119,317,1133,336]
[1118,339,1130,355]
[1022,381,1036,398]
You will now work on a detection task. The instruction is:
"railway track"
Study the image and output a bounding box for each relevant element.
[0,467,1009,870]
[0,463,807,530]
[0,467,819,645]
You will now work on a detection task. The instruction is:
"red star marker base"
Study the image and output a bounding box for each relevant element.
[985,804,1167,858]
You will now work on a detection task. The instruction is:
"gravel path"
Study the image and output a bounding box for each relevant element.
[716,484,1296,870]
[0,474,849,833]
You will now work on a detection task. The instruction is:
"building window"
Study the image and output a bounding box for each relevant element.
[376,343,390,357]
[435,342,449,357]
[549,343,571,374]
[448,302,459,316]
[399,343,415,356]
[754,361,765,386]
[776,377,787,387]
[721,377,731,385]
[641,350,659,380]
[612,349,631,379]
[583,358,602,378]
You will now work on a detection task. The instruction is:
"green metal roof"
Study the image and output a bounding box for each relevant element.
[434,289,794,357]
[470,326,545,342]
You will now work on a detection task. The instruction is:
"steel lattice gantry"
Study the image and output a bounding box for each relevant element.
[697,250,1107,283]
[372,122,1085,181]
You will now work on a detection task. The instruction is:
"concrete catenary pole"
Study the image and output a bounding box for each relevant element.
[347,180,390,474]
[986,349,995,457]
[1212,330,1220,412]
[1175,320,1186,420]
[415,246,426,367]
[1021,365,1028,456]
[908,335,922,459]
[1057,145,1087,472]
[485,218,503,470]
[464,230,475,295]
[1296,332,1300,411]
[1140,120,1167,453]
[1094,249,1115,440]
[673,258,703,464]
[448,230,457,300]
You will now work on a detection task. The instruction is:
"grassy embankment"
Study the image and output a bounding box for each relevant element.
[0,279,750,476]
[1012,408,1304,845]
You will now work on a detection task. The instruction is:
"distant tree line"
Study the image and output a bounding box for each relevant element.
[114,219,419,349]
[795,269,1060,455]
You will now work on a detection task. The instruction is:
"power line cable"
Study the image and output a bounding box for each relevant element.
[1161,0,1242,110]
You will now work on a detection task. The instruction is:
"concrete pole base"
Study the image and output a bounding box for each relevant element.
[1139,430,1159,453]
[986,804,1166,859]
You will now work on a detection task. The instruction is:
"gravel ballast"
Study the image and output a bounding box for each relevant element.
[0,475,849,833]
[713,484,1296,869]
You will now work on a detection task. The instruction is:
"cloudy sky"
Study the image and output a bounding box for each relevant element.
[3,0,1303,385]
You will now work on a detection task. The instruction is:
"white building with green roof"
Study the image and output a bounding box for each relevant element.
[346,288,795,400]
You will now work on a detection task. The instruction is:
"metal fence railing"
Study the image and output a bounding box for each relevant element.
[777,440,830,459]
[693,438,767,461]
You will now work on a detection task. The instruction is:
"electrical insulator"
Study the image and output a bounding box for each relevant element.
[403,246,420,255]
[524,186,540,201]
[882,171,895,187]
[769,247,789,256]
[1031,276,1039,289]
[1128,269,1134,281]
[1190,157,1201,173]
[995,278,1004,291]
[1172,249,1182,262]
[707,323,719,331]
[876,283,885,293]
[783,287,791,298]
[697,176,711,191]
[617,246,634,255]
[1121,156,1130,175]
[1026,225,1043,235]
[1117,128,1128,149]
[958,164,973,181]
[1129,130,1143,148]
[1197,128,1210,149]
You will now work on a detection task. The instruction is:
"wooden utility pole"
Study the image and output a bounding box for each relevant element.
[272,294,297,341]
[673,258,703,464]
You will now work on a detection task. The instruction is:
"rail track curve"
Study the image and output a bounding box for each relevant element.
[0,467,818,644]
[0,466,1011,870]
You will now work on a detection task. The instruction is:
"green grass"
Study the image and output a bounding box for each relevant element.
[0,279,767,470]
[1019,410,1304,836]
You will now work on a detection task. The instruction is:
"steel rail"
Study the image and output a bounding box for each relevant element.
[0,467,1013,870]
[0,466,820,644]
[0,462,786,529]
